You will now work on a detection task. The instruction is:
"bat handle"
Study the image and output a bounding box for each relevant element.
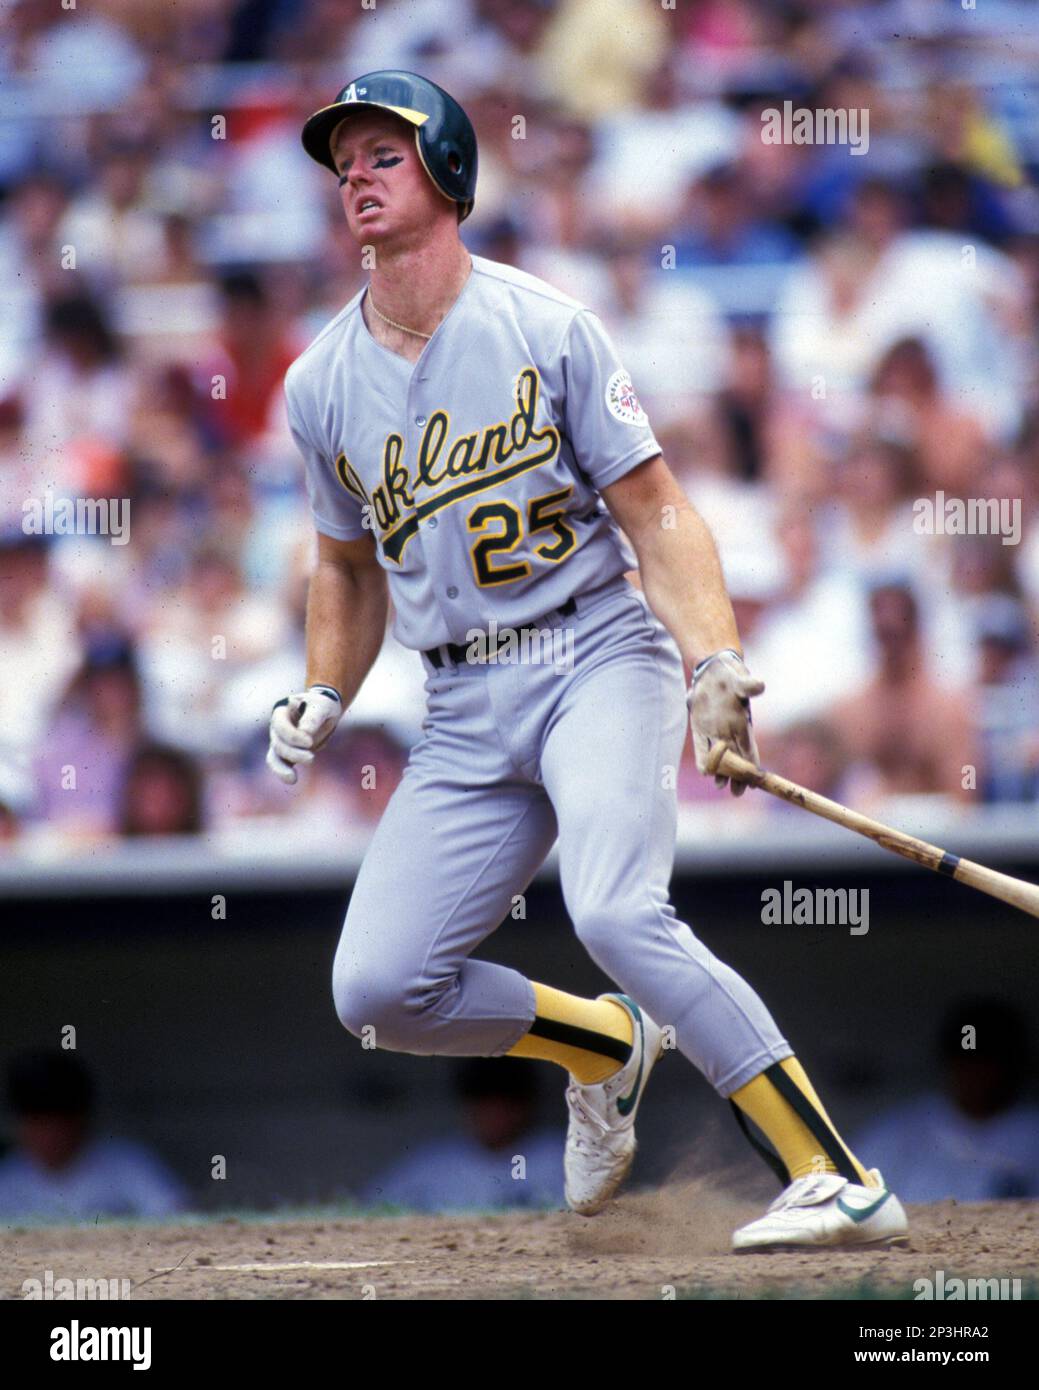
[706,741,765,785]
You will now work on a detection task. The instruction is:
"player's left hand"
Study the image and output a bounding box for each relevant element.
[686,650,765,797]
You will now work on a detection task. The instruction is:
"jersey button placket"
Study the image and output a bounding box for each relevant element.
[413,413,431,525]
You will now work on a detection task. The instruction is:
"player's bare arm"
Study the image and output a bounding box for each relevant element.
[601,453,738,668]
[266,532,387,785]
[305,532,387,700]
[602,453,766,794]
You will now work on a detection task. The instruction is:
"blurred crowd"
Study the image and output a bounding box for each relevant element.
[3,0,1039,851]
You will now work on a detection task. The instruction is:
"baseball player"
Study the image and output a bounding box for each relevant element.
[267,71,907,1252]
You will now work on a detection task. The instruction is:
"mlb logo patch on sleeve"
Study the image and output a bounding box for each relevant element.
[605,370,648,426]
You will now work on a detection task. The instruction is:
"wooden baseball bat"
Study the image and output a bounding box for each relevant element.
[706,742,1039,920]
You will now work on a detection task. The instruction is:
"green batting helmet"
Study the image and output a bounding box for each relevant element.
[301,70,478,222]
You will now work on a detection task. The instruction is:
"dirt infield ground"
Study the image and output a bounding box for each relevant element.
[5,1183,1037,1301]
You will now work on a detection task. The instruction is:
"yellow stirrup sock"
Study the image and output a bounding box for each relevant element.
[730,1057,876,1187]
[507,982,634,1083]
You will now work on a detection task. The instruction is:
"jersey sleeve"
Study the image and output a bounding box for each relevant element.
[285,370,369,542]
[559,309,662,491]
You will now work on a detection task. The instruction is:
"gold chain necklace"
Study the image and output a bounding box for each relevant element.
[366,289,433,340]
[365,257,473,342]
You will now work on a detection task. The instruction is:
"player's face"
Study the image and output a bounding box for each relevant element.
[331,112,446,245]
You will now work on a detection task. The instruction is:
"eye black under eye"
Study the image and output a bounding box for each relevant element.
[337,153,402,183]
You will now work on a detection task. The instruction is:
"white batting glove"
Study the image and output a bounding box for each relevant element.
[686,649,765,798]
[266,684,344,785]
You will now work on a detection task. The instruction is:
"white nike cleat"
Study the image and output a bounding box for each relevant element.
[564,993,664,1216]
[732,1167,909,1253]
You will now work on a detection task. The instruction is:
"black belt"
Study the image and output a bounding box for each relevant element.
[424,596,577,669]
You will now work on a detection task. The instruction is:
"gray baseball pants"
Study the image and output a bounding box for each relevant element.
[332,575,792,1097]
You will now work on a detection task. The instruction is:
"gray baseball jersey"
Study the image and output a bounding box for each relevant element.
[284,255,662,649]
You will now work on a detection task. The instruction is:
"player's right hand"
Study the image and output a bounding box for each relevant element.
[266,684,344,785]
